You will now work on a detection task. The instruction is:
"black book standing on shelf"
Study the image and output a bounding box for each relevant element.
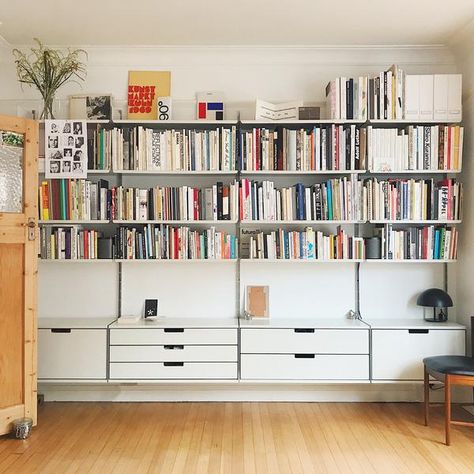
[217,182,224,220]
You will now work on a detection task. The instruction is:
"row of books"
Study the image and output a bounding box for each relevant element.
[239,126,366,171]
[367,125,463,172]
[115,225,238,260]
[108,126,237,171]
[112,182,239,221]
[246,227,365,260]
[39,179,111,221]
[375,225,458,260]
[239,178,363,221]
[325,77,368,120]
[326,67,462,122]
[39,227,100,260]
[87,128,112,171]
[366,178,462,221]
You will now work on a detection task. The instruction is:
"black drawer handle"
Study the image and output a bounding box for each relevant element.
[51,328,71,333]
[294,354,315,359]
[164,345,184,350]
[164,328,184,333]
[408,329,429,334]
[294,328,315,333]
[163,362,184,367]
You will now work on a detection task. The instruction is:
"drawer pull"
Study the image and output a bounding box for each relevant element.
[164,328,184,333]
[294,354,315,359]
[51,328,71,333]
[294,328,315,333]
[164,345,184,350]
[163,362,184,367]
[408,329,429,334]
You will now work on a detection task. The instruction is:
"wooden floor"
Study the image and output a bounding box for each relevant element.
[0,402,473,473]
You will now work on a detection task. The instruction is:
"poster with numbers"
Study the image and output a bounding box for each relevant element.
[45,120,87,178]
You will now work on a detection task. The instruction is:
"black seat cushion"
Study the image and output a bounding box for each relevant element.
[423,356,474,376]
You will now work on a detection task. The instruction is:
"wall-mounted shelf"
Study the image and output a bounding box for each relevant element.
[369,220,462,224]
[241,220,364,225]
[38,220,110,225]
[113,219,238,225]
[115,259,238,264]
[240,170,366,175]
[366,170,461,174]
[113,170,237,175]
[240,259,363,264]
[39,259,117,264]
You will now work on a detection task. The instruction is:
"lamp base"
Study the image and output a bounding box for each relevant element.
[423,317,448,323]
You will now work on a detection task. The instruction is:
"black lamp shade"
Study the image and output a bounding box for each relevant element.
[417,288,453,308]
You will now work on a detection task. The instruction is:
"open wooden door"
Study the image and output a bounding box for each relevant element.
[0,115,38,436]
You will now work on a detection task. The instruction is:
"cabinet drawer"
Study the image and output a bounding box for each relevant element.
[109,362,237,380]
[110,328,237,345]
[241,328,369,354]
[372,329,465,381]
[39,328,106,379]
[241,354,369,380]
[109,345,237,362]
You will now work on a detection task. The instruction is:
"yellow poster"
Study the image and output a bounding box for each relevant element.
[127,71,171,120]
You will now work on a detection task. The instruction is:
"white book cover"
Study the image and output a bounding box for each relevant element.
[419,75,434,120]
[287,130,297,170]
[405,75,420,121]
[447,74,462,121]
[340,77,347,120]
[255,99,302,121]
[433,75,448,121]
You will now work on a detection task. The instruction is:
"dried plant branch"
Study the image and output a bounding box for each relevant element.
[12,38,87,118]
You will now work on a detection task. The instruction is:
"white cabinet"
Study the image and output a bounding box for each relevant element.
[369,320,466,381]
[108,318,239,381]
[240,319,370,381]
[38,317,112,380]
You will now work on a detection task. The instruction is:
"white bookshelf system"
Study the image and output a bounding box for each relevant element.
[37,116,467,401]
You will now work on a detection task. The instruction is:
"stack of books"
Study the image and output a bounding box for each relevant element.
[375,225,458,260]
[112,182,239,221]
[38,179,111,221]
[40,226,101,260]
[115,224,238,260]
[108,126,237,171]
[364,178,462,221]
[247,227,365,260]
[239,178,363,221]
[240,126,366,171]
[325,77,368,120]
[87,127,112,171]
[367,125,463,171]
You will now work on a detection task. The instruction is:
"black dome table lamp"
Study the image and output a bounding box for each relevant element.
[416,288,453,322]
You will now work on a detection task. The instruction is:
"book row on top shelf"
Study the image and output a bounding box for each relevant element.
[38,223,458,262]
[66,122,464,174]
[38,177,463,224]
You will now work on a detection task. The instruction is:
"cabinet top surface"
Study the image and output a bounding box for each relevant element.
[39,317,116,329]
[365,319,465,329]
[109,317,239,329]
[239,318,369,329]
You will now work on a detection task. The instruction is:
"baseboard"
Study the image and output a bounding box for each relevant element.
[39,382,473,403]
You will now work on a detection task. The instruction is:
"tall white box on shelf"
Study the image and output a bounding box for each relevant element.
[447,74,462,121]
[419,75,434,120]
[433,75,449,121]
[404,75,420,120]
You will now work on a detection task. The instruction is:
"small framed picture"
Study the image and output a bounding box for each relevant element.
[69,94,113,120]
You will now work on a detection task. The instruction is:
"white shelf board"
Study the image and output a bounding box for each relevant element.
[238,379,371,384]
[116,259,238,264]
[364,319,465,330]
[113,119,237,125]
[39,119,110,125]
[113,219,238,225]
[239,318,368,329]
[369,220,461,224]
[367,169,461,174]
[113,170,237,175]
[39,317,116,329]
[368,119,462,125]
[241,119,365,125]
[39,259,117,264]
[110,317,239,328]
[364,259,456,264]
[240,259,362,264]
[241,220,363,225]
[38,220,110,225]
[39,169,110,175]
[240,170,366,175]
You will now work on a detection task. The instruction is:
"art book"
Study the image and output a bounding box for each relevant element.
[128,71,171,120]
[45,120,87,178]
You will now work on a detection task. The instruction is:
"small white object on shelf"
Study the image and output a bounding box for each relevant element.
[117,314,143,325]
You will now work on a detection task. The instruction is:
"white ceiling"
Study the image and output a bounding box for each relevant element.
[1,0,473,46]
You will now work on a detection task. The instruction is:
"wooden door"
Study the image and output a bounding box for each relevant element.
[0,115,38,435]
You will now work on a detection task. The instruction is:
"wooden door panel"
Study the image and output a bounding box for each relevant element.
[0,244,24,409]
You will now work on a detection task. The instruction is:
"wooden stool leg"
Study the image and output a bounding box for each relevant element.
[445,375,451,446]
[424,365,429,426]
